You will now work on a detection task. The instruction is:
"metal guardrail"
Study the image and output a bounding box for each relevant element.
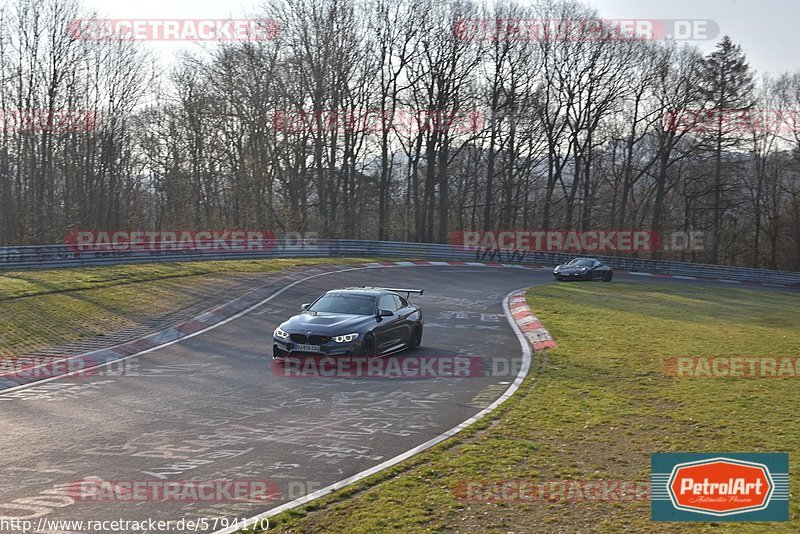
[0,239,798,286]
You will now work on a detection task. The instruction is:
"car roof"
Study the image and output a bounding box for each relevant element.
[326,288,387,297]
[326,287,409,297]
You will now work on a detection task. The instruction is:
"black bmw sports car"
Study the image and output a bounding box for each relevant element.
[272,287,424,358]
[553,258,613,281]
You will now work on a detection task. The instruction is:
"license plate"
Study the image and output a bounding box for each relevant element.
[294,344,321,352]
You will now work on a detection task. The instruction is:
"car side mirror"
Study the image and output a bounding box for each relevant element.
[301,303,311,311]
[378,309,394,317]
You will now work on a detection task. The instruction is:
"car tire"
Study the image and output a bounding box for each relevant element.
[360,334,376,357]
[409,322,423,350]
[603,271,613,282]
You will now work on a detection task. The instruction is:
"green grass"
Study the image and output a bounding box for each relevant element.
[0,257,376,358]
[0,257,379,301]
[258,281,800,533]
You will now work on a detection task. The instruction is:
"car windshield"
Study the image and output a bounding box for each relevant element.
[309,294,376,315]
[567,259,594,267]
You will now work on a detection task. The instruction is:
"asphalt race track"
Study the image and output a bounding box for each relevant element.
[0,266,795,533]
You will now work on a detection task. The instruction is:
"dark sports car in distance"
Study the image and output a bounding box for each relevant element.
[553,258,613,281]
[272,287,424,358]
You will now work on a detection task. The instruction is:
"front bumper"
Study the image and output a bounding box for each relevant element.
[272,335,362,358]
[554,270,588,280]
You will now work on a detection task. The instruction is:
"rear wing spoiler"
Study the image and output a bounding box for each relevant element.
[363,287,424,298]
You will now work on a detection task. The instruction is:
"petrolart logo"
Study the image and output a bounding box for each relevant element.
[652,453,789,521]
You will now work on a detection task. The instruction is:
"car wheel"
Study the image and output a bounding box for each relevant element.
[409,322,423,350]
[360,334,376,357]
[603,271,613,282]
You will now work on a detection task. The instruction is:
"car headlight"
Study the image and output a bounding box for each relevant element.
[332,333,359,343]
[274,326,289,339]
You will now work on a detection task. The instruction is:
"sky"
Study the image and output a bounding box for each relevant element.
[80,0,798,77]
[589,0,798,77]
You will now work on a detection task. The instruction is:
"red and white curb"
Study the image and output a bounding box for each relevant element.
[508,290,557,351]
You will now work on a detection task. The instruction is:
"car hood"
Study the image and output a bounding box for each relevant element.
[554,264,588,272]
[280,312,374,334]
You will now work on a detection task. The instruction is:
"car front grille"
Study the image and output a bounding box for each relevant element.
[290,333,306,343]
[289,334,331,345]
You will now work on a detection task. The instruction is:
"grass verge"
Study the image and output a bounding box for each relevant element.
[0,257,375,358]
[256,281,800,533]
